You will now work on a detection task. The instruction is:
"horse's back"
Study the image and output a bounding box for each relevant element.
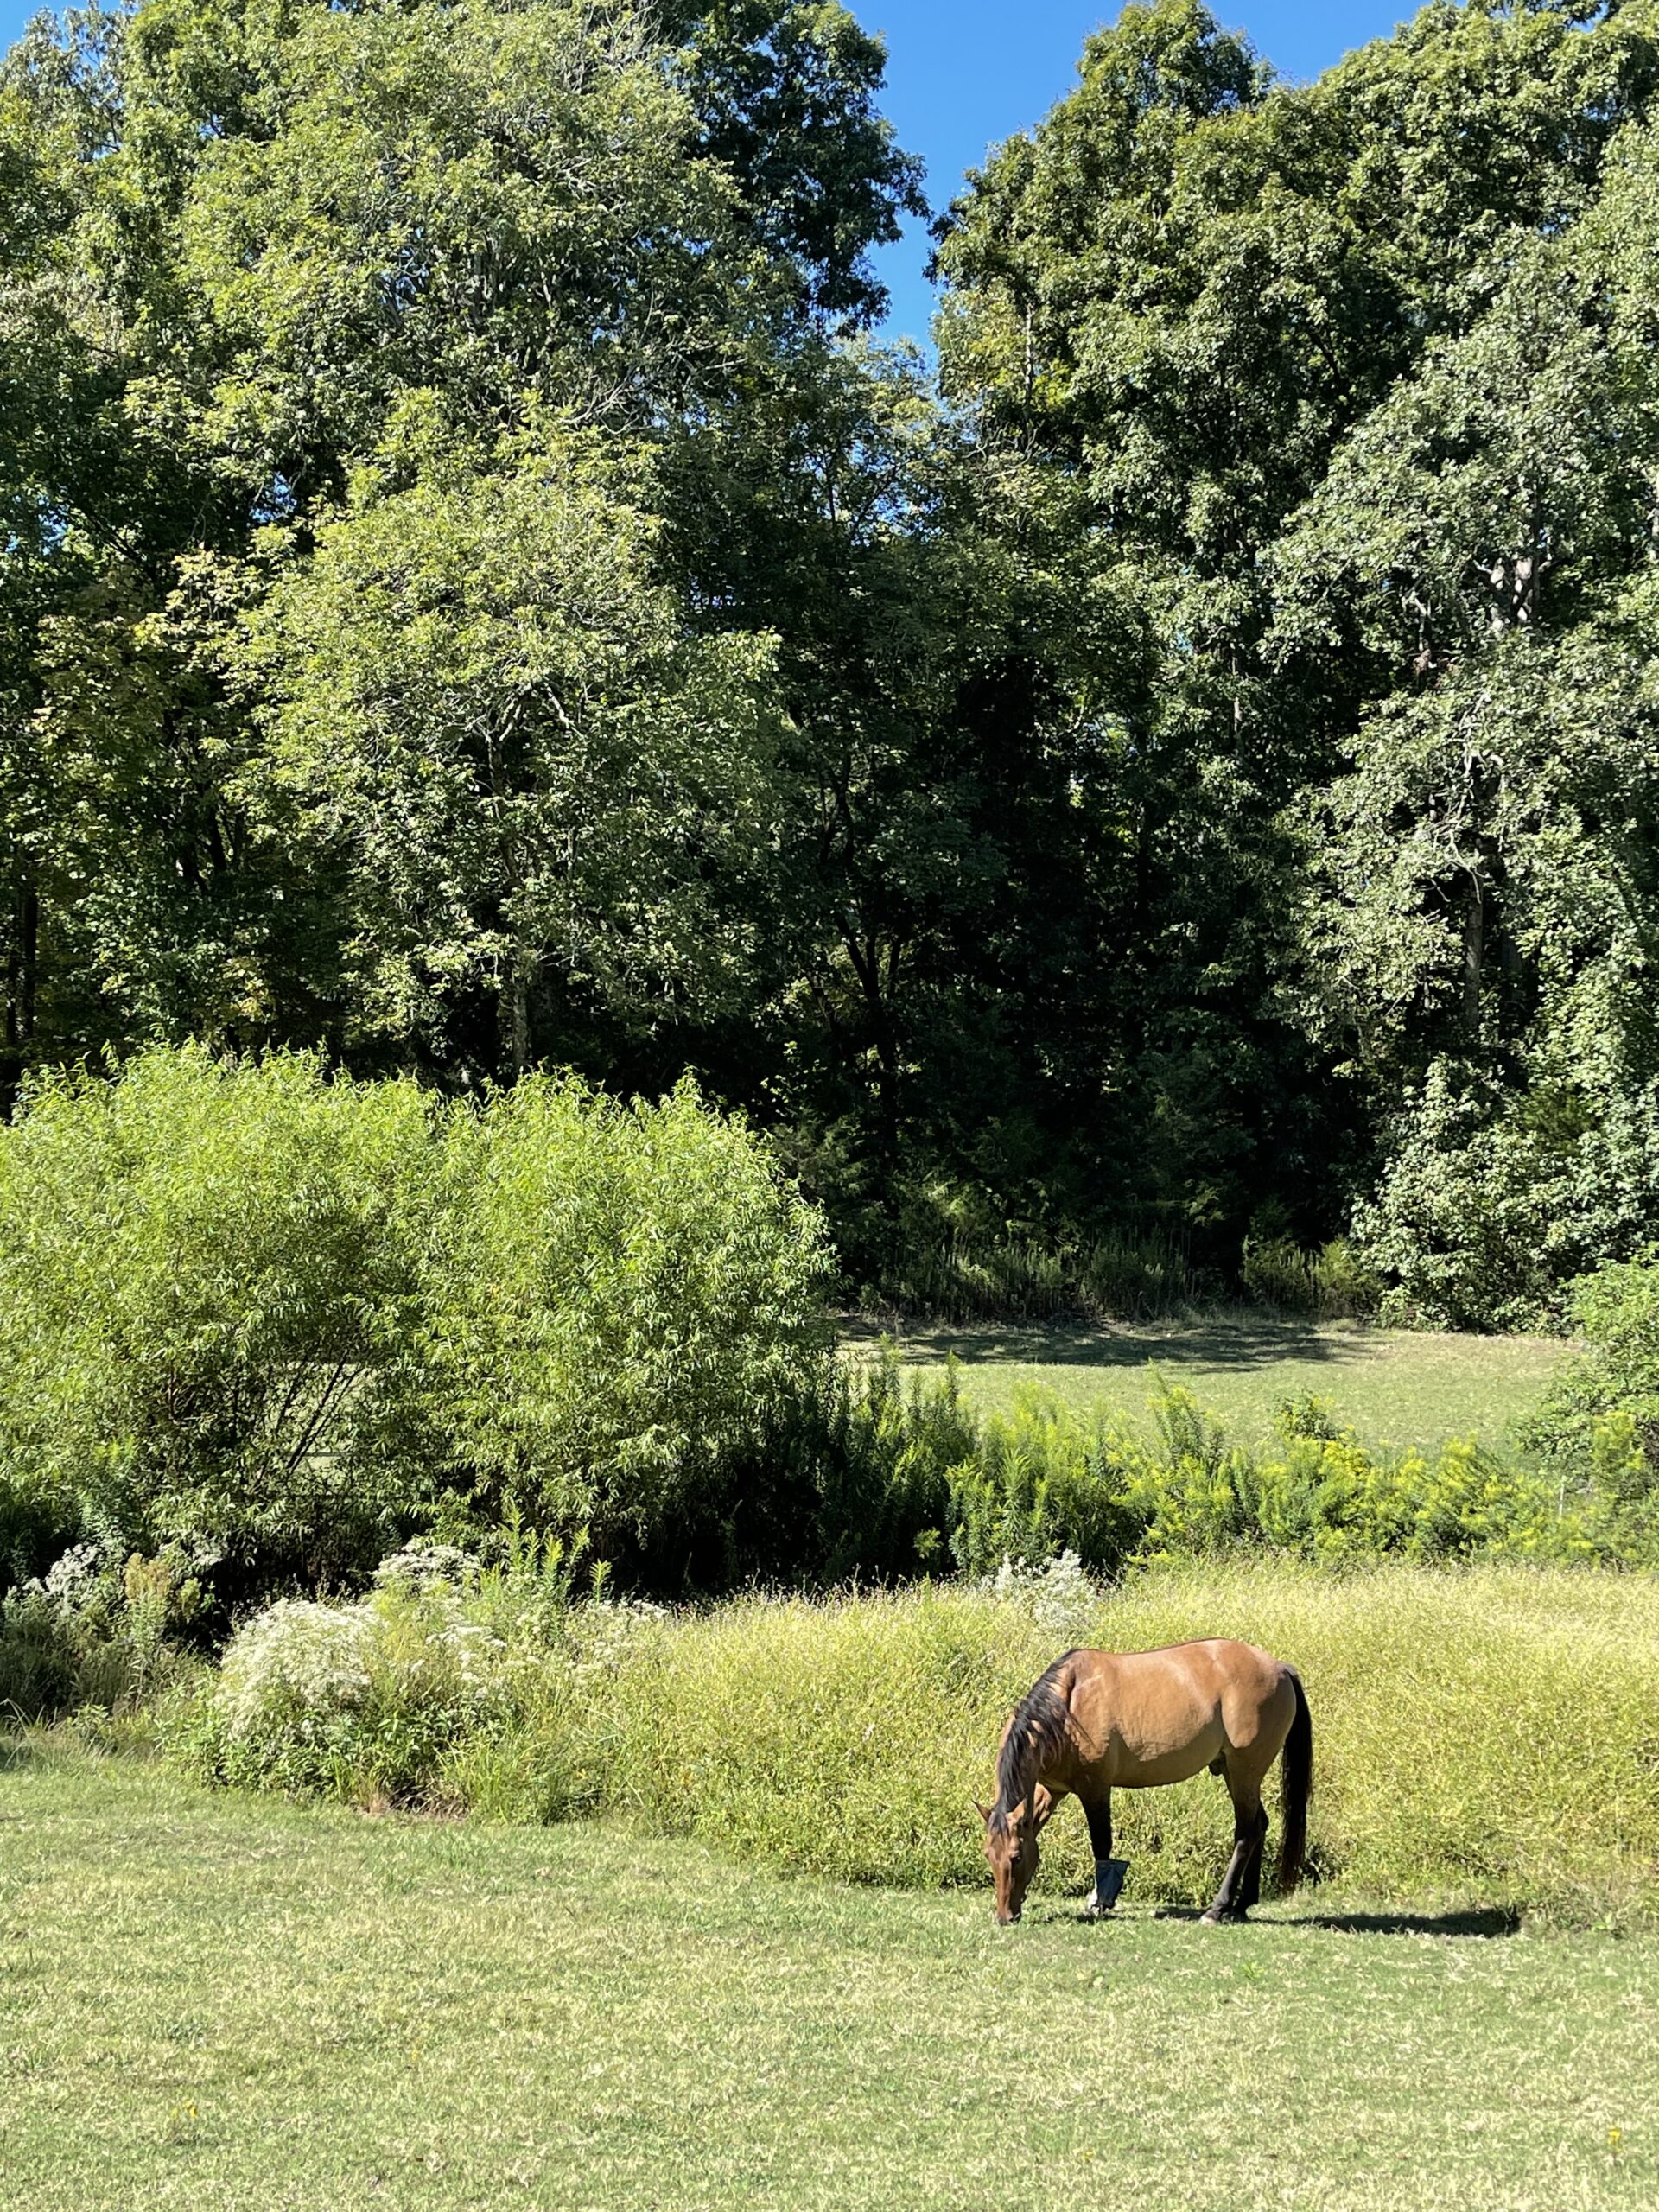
[1067,1637,1295,1785]
[1093,1636,1287,1695]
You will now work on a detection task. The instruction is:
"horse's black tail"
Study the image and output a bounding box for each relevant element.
[1278,1668,1313,1894]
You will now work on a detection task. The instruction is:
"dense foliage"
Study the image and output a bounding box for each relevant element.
[0,1046,831,1597]
[1522,1248,1659,1521]
[4,0,1659,1322]
[933,0,1659,1321]
[0,1054,1649,1635]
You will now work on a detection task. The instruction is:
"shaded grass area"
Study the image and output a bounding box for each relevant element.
[861,1314,1567,1449]
[2,1745,1656,2211]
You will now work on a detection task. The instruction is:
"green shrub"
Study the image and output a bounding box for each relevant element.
[944,1389,1148,1576]
[847,1374,1594,1576]
[0,1544,207,1721]
[0,1046,433,1589]
[531,1351,982,1594]
[664,1351,978,1589]
[1352,1060,1659,1331]
[0,1470,80,1595]
[601,1353,1613,1590]
[404,1075,834,1556]
[1121,1388,1582,1567]
[0,1047,834,1598]
[1522,1252,1659,1541]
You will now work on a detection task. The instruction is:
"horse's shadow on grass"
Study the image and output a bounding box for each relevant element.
[1036,1900,1520,1939]
[1140,1902,1520,1939]
[1292,1906,1520,1938]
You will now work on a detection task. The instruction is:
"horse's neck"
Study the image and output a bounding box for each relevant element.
[998,1751,1055,1824]
[997,1666,1075,1816]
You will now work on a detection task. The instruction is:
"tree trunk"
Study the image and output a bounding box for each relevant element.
[842,925,902,1210]
[1461,868,1484,1035]
[5,879,38,1053]
[508,944,530,1080]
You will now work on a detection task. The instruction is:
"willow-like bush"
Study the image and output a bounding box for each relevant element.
[404,1076,833,1551]
[0,1046,432,1588]
[0,1046,832,1595]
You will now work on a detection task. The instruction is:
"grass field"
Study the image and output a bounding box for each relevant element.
[3,1742,1656,2211]
[860,1315,1568,1451]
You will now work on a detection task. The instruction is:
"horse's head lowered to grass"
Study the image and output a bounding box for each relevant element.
[978,1792,1051,1925]
[980,1656,1075,1923]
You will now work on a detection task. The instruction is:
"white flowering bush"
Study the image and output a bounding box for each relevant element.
[567,1598,670,1687]
[216,1600,375,1737]
[373,1544,482,1593]
[173,1545,684,1817]
[181,1571,512,1802]
[39,1541,116,1610]
[429,1593,675,1825]
[982,1549,1103,1643]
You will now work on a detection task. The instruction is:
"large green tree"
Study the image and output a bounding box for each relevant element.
[251,437,785,1076]
[932,0,1659,1304]
[0,0,922,1092]
[10,0,1659,1322]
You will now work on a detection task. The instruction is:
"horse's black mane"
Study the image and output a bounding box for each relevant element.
[990,1652,1077,1833]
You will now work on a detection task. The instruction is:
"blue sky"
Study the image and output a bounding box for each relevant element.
[868,3,1413,340]
[0,1,1414,340]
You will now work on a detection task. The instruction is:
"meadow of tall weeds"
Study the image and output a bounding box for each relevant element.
[172,1555,1659,1926]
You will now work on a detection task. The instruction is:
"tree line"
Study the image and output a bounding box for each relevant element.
[4,0,1659,1327]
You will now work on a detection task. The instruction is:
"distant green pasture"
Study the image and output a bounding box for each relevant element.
[3,1745,1656,2211]
[858,1316,1567,1452]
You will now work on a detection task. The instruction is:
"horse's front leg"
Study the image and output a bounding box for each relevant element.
[1081,1794,1124,1917]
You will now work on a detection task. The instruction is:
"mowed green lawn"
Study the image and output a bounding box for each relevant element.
[3,1745,1655,2211]
[868,1317,1567,1452]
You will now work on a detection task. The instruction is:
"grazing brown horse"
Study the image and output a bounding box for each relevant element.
[979,1640,1312,1926]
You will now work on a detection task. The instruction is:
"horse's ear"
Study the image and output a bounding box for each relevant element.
[972,1799,992,1825]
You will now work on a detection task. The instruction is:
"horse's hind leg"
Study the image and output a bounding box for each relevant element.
[1238,1806,1269,1912]
[1202,1784,1268,1926]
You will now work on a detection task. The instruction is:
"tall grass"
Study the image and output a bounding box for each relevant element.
[176,1561,1659,1924]
[870,1220,1381,1325]
[1240,1234,1381,1319]
[583,1567,1659,1920]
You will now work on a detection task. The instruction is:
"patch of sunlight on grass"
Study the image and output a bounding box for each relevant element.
[856,1315,1567,1451]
